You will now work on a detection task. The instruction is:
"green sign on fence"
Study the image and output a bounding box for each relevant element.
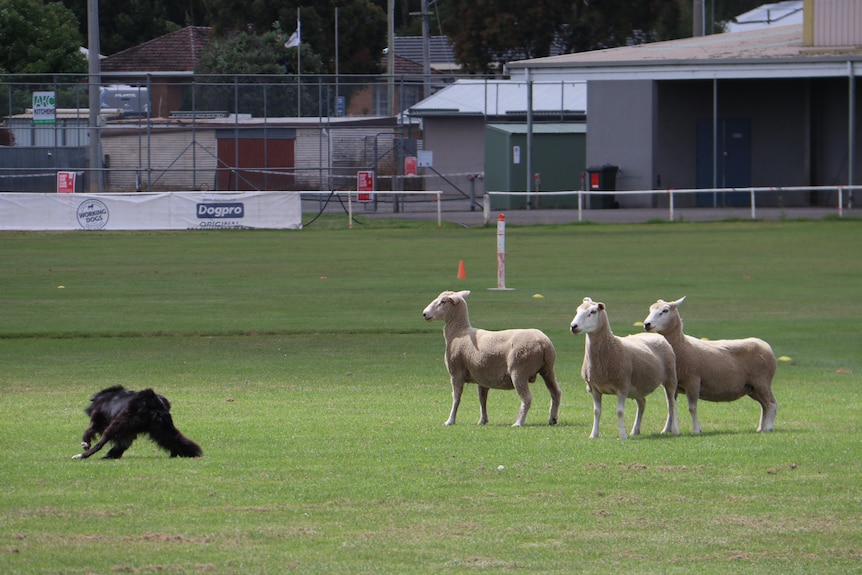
[32,91,56,125]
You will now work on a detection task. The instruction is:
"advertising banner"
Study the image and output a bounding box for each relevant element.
[0,192,302,231]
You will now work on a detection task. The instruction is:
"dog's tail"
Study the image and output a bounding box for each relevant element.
[166,433,204,458]
[149,411,203,458]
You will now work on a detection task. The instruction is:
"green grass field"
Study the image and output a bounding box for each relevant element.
[1,217,860,574]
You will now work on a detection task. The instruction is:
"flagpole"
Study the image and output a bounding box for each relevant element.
[296,7,301,117]
[335,7,339,117]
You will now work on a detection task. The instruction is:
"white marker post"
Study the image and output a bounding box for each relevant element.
[489,213,514,291]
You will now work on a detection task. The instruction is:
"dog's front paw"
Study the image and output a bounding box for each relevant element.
[72,453,83,460]
[81,442,90,450]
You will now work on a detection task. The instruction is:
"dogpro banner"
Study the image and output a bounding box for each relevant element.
[0,192,302,230]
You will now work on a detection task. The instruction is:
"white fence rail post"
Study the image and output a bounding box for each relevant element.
[751,188,756,220]
[838,186,844,218]
[668,189,674,221]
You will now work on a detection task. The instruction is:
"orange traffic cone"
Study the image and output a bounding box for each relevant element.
[457,260,467,280]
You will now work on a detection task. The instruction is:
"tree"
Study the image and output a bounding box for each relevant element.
[441,0,569,73]
[194,26,325,117]
[205,0,387,75]
[62,0,211,56]
[0,0,87,74]
[557,0,687,54]
[439,0,699,73]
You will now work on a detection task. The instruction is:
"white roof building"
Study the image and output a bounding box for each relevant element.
[725,1,804,33]
[408,79,586,117]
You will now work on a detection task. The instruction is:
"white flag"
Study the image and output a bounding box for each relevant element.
[284,22,301,48]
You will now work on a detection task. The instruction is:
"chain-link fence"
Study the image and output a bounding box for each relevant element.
[0,73,455,198]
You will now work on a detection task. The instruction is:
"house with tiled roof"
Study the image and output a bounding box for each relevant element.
[101,26,212,74]
[100,26,213,117]
[392,36,459,72]
[346,53,434,117]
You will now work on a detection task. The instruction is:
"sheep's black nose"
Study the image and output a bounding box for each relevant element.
[644,323,652,331]
[570,325,578,334]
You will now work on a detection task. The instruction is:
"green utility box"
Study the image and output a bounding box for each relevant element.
[484,123,586,210]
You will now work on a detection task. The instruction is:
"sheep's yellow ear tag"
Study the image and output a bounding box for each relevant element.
[633,321,644,327]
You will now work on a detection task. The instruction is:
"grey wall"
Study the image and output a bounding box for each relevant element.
[421,116,487,198]
[810,77,862,205]
[655,77,862,207]
[656,79,814,207]
[587,80,655,207]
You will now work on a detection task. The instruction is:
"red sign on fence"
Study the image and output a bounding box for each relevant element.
[357,170,374,202]
[404,156,417,176]
[57,171,76,194]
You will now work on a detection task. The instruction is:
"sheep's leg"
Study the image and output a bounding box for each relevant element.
[445,377,464,426]
[589,388,603,439]
[628,396,644,438]
[660,382,680,436]
[752,387,778,432]
[679,380,702,434]
[477,386,490,425]
[541,370,562,425]
[687,393,702,434]
[511,374,532,427]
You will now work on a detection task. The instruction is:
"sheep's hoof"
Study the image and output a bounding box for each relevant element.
[548,418,558,425]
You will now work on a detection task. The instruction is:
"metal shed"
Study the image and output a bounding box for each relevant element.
[485,122,586,209]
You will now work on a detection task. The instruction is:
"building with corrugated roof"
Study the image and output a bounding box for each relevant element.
[506,0,861,208]
[407,79,586,201]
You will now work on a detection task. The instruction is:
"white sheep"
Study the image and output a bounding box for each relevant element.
[643,296,778,433]
[570,297,679,440]
[422,290,561,427]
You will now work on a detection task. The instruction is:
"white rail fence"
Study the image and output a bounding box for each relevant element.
[322,191,444,228]
[486,185,858,222]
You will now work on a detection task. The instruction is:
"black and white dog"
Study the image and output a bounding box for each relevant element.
[73,385,203,460]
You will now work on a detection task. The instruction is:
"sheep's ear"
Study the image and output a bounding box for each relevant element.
[458,290,471,299]
[671,296,686,308]
[597,302,605,310]
[583,296,593,303]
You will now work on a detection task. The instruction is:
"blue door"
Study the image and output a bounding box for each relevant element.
[696,118,751,207]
